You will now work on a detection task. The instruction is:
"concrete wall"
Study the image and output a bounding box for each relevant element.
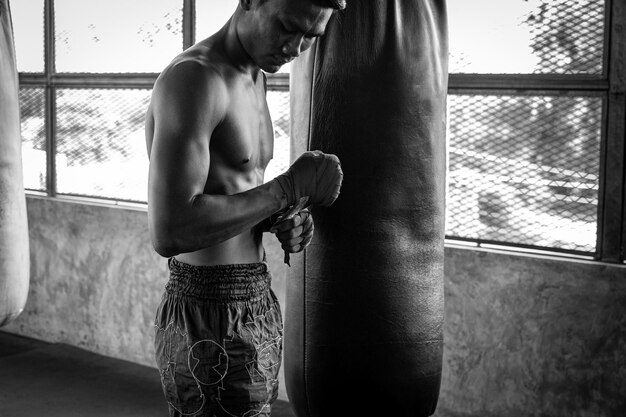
[4,196,166,365]
[4,195,293,401]
[4,196,626,415]
[435,246,626,417]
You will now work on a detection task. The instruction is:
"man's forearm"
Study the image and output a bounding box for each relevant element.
[257,208,290,233]
[149,179,288,257]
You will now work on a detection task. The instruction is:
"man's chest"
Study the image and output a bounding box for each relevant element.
[211,93,275,171]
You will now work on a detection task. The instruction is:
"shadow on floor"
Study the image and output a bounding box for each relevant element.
[0,331,295,417]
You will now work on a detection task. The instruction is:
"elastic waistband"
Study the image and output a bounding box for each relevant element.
[165,256,271,302]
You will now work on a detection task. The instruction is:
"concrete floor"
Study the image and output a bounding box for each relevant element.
[0,331,296,417]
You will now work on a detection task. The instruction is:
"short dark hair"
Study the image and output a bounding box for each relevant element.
[314,0,346,10]
[259,0,346,9]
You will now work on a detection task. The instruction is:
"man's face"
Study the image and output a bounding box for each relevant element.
[240,0,334,73]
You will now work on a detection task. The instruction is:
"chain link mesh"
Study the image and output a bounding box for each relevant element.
[525,0,604,74]
[19,87,47,191]
[15,0,608,257]
[51,87,289,202]
[446,94,602,253]
[55,88,151,202]
[448,0,605,75]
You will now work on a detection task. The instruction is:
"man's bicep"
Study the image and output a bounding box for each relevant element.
[149,126,211,203]
[148,66,226,206]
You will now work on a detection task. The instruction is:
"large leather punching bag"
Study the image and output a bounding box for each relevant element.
[285,1,448,416]
[0,0,29,327]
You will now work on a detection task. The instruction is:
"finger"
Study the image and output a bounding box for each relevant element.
[282,245,301,254]
[299,209,311,222]
[301,233,313,248]
[301,224,313,240]
[300,219,313,233]
[302,222,314,238]
[296,210,312,233]
[270,214,303,233]
[276,211,308,235]
[277,225,304,241]
[301,212,313,231]
[282,241,303,253]
[269,219,292,234]
[281,234,305,248]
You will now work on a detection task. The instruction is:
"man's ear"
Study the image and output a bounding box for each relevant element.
[239,0,253,11]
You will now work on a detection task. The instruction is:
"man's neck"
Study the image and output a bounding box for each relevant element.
[223,9,261,79]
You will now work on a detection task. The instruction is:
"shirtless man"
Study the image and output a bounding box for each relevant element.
[145,0,345,416]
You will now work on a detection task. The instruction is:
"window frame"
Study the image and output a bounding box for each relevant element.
[17,0,626,263]
[446,0,626,263]
[17,0,288,202]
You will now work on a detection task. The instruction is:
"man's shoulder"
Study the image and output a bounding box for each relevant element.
[152,51,232,107]
[160,48,228,86]
[149,51,232,122]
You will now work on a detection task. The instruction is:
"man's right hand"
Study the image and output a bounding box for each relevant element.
[274,150,343,207]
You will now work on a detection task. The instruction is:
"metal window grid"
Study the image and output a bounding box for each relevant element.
[16,0,626,262]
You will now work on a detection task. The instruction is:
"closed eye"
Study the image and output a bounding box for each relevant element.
[280,21,297,35]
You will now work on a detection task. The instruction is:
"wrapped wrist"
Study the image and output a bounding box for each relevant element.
[274,174,294,205]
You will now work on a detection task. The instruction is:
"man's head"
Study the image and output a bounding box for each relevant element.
[236,0,345,73]
[257,0,346,11]
[305,0,346,10]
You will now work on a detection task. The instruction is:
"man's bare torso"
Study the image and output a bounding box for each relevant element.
[146,32,274,266]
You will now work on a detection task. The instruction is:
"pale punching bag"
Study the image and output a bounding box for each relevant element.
[0,0,30,327]
[285,1,448,416]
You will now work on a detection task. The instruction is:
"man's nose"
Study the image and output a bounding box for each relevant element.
[282,35,304,58]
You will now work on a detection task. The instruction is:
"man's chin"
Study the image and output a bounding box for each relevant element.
[260,63,282,74]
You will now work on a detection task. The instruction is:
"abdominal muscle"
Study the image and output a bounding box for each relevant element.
[173,164,268,267]
[175,228,265,266]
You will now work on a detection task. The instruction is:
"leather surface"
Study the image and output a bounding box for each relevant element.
[0,0,30,327]
[285,1,448,415]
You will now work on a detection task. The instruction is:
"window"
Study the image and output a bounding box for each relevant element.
[13,0,291,204]
[13,1,626,262]
[445,0,626,262]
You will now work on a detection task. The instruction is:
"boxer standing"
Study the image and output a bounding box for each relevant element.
[145,0,345,415]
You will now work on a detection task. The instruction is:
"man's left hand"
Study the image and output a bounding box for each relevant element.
[269,209,314,253]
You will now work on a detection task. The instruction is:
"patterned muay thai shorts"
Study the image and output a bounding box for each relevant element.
[154,256,283,417]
